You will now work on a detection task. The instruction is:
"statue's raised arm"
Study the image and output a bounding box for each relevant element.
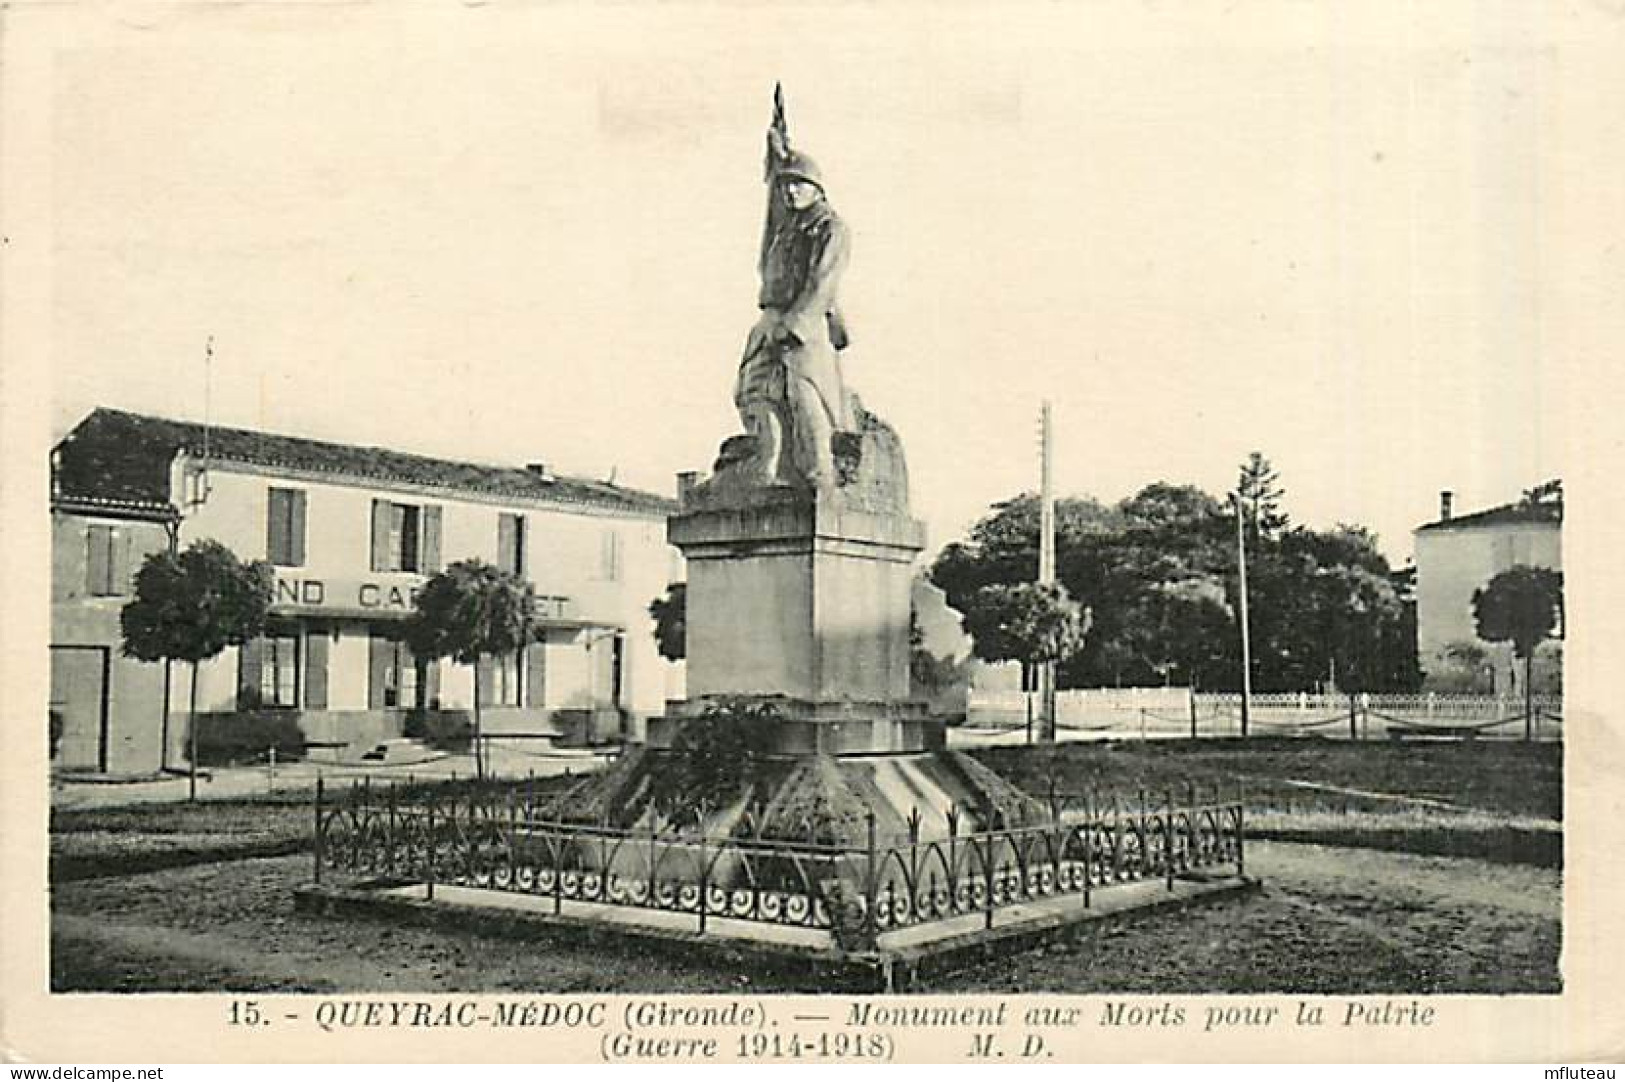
[758,84,793,283]
[765,82,790,177]
[735,84,854,488]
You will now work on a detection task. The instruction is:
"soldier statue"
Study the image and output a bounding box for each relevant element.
[735,85,856,488]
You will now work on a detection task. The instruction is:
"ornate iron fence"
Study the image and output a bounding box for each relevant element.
[312,778,1245,948]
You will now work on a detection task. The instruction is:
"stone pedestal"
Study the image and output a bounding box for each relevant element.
[653,486,941,754]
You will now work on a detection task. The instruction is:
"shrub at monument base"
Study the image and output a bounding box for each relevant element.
[662,697,780,800]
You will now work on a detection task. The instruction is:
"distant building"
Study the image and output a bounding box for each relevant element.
[50,408,680,775]
[1412,484,1562,693]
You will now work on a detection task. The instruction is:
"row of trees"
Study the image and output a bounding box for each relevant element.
[931,455,1424,694]
[114,459,1566,787]
[121,541,535,793]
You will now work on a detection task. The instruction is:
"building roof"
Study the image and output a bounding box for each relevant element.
[52,408,677,518]
[1415,499,1563,534]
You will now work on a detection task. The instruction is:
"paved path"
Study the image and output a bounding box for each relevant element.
[52,746,611,810]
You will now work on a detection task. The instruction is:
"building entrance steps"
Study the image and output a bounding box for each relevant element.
[353,739,443,766]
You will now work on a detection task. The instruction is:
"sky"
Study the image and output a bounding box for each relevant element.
[39,4,1571,565]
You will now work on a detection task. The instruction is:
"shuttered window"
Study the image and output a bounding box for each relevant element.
[396,505,420,571]
[498,513,526,578]
[368,633,420,709]
[389,645,420,709]
[240,634,299,708]
[267,488,307,567]
[85,524,132,597]
[494,650,522,707]
[260,635,300,707]
[475,651,523,708]
[370,500,436,573]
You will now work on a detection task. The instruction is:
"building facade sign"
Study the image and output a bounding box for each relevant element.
[271,572,572,621]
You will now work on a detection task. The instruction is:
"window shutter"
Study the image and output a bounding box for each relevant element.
[421,505,443,574]
[86,526,111,595]
[112,528,132,595]
[370,499,392,572]
[238,637,265,710]
[367,634,393,710]
[475,653,494,707]
[290,490,307,567]
[304,628,329,709]
[498,513,517,576]
[525,640,548,709]
[267,490,289,564]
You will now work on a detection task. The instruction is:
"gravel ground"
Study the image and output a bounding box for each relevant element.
[932,840,1560,994]
[50,840,1561,995]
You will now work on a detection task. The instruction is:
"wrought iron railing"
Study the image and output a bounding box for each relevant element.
[312,779,1245,949]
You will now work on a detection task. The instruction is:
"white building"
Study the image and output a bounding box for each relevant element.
[51,408,681,773]
[1412,486,1562,693]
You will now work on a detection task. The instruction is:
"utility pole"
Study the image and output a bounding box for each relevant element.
[190,335,214,799]
[1038,401,1057,743]
[1231,492,1253,738]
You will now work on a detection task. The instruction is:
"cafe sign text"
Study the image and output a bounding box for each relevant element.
[272,573,571,620]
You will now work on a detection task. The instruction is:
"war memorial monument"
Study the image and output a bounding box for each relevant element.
[305,90,1251,982]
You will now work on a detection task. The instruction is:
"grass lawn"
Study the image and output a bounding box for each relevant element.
[971,738,1562,867]
[50,776,581,882]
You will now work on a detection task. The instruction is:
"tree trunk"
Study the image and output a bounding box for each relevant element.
[188,661,200,803]
[160,658,173,773]
[1524,650,1534,743]
[1042,661,1058,744]
[472,660,485,780]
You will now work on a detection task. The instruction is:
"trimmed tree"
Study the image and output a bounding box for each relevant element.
[405,559,535,778]
[120,539,273,800]
[1472,565,1564,740]
[969,581,1090,742]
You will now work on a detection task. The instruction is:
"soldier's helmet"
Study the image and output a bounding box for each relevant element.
[777,150,825,193]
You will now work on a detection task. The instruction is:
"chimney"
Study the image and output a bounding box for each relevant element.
[526,462,555,482]
[1440,490,1454,521]
[676,470,700,505]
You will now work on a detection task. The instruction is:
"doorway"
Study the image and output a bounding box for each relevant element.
[50,645,110,772]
